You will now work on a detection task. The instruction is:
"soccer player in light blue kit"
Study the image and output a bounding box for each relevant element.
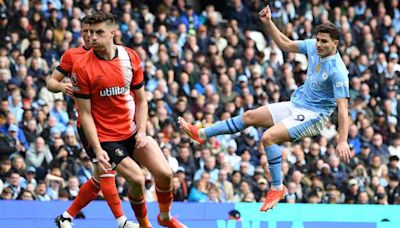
[178,5,352,211]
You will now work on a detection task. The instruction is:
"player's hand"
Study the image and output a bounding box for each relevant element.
[62,83,74,96]
[135,132,148,149]
[336,141,351,163]
[95,148,111,174]
[259,5,272,22]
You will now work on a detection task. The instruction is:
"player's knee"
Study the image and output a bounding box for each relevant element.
[261,132,275,146]
[159,168,173,181]
[125,173,145,187]
[153,165,173,185]
[243,110,254,125]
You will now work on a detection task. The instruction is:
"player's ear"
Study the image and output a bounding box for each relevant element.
[333,40,339,48]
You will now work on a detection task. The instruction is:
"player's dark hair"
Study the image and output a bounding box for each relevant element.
[86,11,116,27]
[316,22,340,41]
[80,15,91,25]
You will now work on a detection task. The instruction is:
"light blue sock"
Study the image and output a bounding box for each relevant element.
[265,144,282,187]
[204,115,246,139]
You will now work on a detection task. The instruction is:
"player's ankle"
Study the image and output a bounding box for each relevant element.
[198,129,206,139]
[158,212,171,221]
[271,184,283,190]
[62,211,73,219]
[117,215,127,227]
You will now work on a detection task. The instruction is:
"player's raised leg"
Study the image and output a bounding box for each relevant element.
[178,105,274,144]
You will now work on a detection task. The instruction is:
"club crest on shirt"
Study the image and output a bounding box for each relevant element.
[115,148,124,157]
[71,73,78,85]
[315,63,321,73]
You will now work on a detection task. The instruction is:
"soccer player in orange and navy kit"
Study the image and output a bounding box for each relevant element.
[47,16,138,228]
[72,12,187,228]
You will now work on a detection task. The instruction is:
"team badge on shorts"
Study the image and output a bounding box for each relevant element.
[115,148,124,157]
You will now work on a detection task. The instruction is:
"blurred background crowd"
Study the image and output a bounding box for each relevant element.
[0,0,399,206]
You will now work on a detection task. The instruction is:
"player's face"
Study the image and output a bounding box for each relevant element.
[89,22,114,51]
[81,23,92,49]
[316,32,338,58]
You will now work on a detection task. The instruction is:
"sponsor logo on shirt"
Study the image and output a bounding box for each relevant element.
[335,82,348,88]
[100,86,128,97]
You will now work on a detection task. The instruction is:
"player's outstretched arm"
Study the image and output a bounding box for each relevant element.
[335,97,351,163]
[46,70,73,96]
[259,5,299,53]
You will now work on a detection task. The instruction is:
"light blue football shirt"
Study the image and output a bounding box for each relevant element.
[291,39,350,115]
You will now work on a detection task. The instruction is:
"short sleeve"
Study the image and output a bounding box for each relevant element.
[56,50,73,76]
[332,69,350,99]
[127,49,144,90]
[297,39,316,56]
[72,64,91,99]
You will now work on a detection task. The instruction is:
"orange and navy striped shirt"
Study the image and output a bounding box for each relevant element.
[72,45,144,142]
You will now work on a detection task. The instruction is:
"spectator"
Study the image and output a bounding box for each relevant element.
[370,133,391,164]
[388,156,400,179]
[63,176,79,200]
[386,174,400,204]
[226,0,252,31]
[389,135,400,159]
[19,189,35,200]
[0,158,12,182]
[49,99,69,127]
[25,137,52,173]
[357,191,371,204]
[253,177,268,202]
[44,166,65,196]
[162,146,179,173]
[11,155,26,176]
[179,3,201,34]
[370,155,389,182]
[194,156,219,182]
[176,145,196,179]
[175,166,189,199]
[76,156,92,186]
[172,175,186,202]
[0,113,29,151]
[0,132,16,157]
[188,180,208,202]
[207,184,222,202]
[3,171,23,199]
[34,181,50,201]
[215,169,234,202]
[21,166,37,189]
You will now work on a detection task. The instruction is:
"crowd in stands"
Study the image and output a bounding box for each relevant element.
[0,0,399,206]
